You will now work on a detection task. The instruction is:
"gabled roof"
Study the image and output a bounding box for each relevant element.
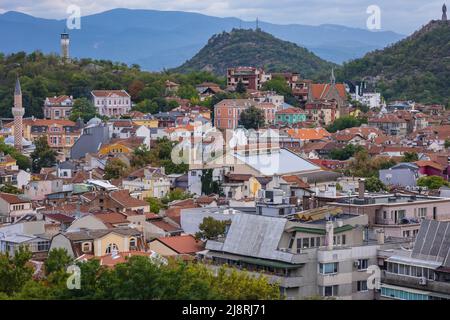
[110,190,148,208]
[286,128,331,141]
[310,83,346,100]
[0,192,30,204]
[154,235,204,254]
[91,90,130,98]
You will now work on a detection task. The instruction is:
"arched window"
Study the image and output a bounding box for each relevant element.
[129,237,137,249]
[105,243,119,254]
[82,242,92,253]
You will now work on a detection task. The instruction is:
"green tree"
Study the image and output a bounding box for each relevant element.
[402,152,419,162]
[162,188,191,204]
[69,98,98,122]
[445,139,450,149]
[195,217,229,240]
[235,80,246,94]
[130,144,152,168]
[417,176,449,190]
[0,184,23,194]
[262,76,291,96]
[44,248,73,275]
[326,116,365,133]
[177,85,199,100]
[365,177,387,192]
[239,106,265,129]
[201,169,221,195]
[330,144,364,161]
[104,158,128,180]
[146,197,164,213]
[30,136,57,173]
[0,247,33,296]
[0,137,31,170]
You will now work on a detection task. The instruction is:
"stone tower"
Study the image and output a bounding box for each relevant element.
[443,4,448,21]
[12,77,24,151]
[60,30,70,61]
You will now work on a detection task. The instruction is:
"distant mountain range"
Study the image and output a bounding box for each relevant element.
[340,20,450,105]
[0,8,405,71]
[173,29,335,80]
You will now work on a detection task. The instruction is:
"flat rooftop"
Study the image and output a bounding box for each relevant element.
[336,194,446,205]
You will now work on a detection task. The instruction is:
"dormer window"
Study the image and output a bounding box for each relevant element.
[82,242,92,253]
[129,237,137,250]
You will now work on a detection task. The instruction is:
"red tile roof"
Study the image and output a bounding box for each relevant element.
[91,90,130,98]
[110,190,148,208]
[155,235,204,254]
[0,192,30,204]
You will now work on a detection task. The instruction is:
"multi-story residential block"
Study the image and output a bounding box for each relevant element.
[330,186,450,238]
[6,119,81,158]
[91,90,131,117]
[378,219,450,300]
[275,107,307,125]
[368,114,408,136]
[305,100,339,126]
[214,99,278,130]
[227,67,268,91]
[43,95,74,119]
[200,210,407,299]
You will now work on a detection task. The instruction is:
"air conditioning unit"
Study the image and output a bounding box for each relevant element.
[419,277,427,285]
[354,260,360,268]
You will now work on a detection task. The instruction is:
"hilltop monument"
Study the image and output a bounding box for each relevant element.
[443,3,448,21]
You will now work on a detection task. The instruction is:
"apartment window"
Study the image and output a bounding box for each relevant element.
[357,280,368,292]
[357,259,369,270]
[417,208,427,219]
[319,262,338,274]
[321,285,338,297]
[302,238,310,248]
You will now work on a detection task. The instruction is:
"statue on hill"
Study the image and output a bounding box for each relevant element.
[443,3,448,21]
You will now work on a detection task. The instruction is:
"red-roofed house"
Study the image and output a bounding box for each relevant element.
[91,90,131,116]
[43,95,74,120]
[149,235,204,257]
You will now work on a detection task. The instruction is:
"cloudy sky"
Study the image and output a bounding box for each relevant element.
[0,0,446,34]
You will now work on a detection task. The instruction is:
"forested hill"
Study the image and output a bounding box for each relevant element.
[0,52,223,118]
[340,20,450,105]
[172,29,336,80]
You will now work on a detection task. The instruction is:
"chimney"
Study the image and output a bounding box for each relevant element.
[358,178,366,199]
[376,229,385,245]
[325,221,334,251]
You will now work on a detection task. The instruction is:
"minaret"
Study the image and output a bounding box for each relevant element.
[60,30,70,61]
[443,3,448,21]
[12,77,24,151]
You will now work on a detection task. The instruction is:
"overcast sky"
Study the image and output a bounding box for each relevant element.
[0,0,446,34]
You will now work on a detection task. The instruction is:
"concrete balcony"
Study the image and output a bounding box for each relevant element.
[382,271,450,295]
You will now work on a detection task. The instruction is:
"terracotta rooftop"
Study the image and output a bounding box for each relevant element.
[110,190,148,208]
[91,90,130,98]
[0,192,30,204]
[154,235,204,254]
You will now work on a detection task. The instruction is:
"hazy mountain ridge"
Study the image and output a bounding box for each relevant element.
[0,8,404,70]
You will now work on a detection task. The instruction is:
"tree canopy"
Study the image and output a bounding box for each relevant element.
[239,106,265,130]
